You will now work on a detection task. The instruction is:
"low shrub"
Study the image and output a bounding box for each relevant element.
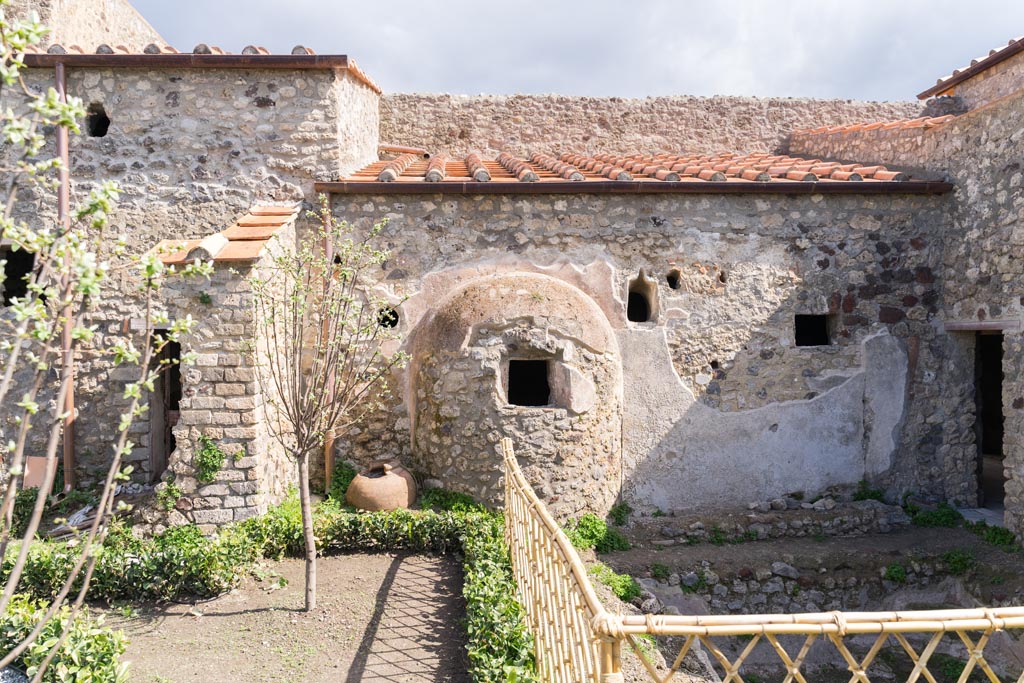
[650,562,670,582]
[419,487,486,514]
[942,549,976,576]
[884,562,907,583]
[853,480,885,502]
[608,502,632,526]
[327,461,357,503]
[193,435,228,484]
[0,595,128,682]
[565,514,630,552]
[965,521,1020,549]
[589,562,641,602]
[911,503,962,528]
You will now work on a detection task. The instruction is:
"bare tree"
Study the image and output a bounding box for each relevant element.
[250,197,406,611]
[0,5,208,679]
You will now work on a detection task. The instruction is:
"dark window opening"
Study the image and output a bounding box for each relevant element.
[975,332,1005,508]
[794,314,831,347]
[2,248,34,305]
[627,292,650,322]
[150,334,181,483]
[377,307,399,328]
[508,360,550,407]
[666,269,681,290]
[85,103,110,137]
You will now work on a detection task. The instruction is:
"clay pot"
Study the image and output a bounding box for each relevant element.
[345,461,417,511]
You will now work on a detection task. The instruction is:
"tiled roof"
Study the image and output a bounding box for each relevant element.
[317,151,952,195]
[22,45,380,93]
[155,205,299,266]
[793,115,957,136]
[918,36,1024,100]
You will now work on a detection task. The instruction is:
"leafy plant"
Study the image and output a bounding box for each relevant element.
[419,487,485,513]
[194,435,228,484]
[853,479,885,502]
[156,480,183,512]
[0,595,128,682]
[650,562,671,582]
[326,461,357,503]
[884,562,907,583]
[565,514,630,552]
[708,526,728,546]
[942,549,976,576]
[608,502,632,526]
[589,562,641,602]
[911,503,962,528]
[965,521,1019,549]
[680,570,709,594]
[651,509,667,518]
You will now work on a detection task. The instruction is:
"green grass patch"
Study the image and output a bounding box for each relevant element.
[965,521,1020,549]
[608,502,632,526]
[853,479,885,502]
[942,549,976,576]
[564,514,630,552]
[884,562,907,584]
[589,562,641,602]
[911,503,962,528]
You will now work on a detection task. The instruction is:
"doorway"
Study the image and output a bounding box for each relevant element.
[975,332,1006,508]
[149,335,181,483]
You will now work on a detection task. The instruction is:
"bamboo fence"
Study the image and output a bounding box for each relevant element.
[500,438,1024,683]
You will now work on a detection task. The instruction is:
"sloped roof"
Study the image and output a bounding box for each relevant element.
[793,115,956,136]
[154,205,299,266]
[918,36,1024,100]
[316,151,952,195]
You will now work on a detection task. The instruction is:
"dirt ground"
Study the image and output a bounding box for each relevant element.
[602,524,1024,604]
[102,552,470,683]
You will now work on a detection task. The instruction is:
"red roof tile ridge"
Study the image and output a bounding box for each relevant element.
[497,152,540,182]
[464,153,491,182]
[919,35,1024,99]
[155,204,299,265]
[529,152,585,181]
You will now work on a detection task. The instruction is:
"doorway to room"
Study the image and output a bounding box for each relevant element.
[975,332,1006,509]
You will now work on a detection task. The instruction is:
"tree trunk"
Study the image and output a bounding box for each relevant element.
[298,452,317,611]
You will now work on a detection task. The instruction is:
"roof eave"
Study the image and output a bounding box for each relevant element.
[315,180,954,196]
[917,40,1024,100]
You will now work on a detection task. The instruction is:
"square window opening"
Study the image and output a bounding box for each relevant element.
[2,248,35,306]
[794,314,833,347]
[508,359,551,407]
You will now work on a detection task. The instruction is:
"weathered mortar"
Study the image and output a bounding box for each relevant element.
[794,87,1024,536]
[380,93,922,157]
[331,189,949,515]
[4,64,379,486]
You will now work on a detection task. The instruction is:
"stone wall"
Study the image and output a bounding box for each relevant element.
[331,189,949,517]
[794,86,1024,536]
[379,94,922,157]
[6,64,379,486]
[942,50,1024,111]
[10,0,165,50]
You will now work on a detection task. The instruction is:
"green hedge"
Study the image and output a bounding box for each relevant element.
[0,595,127,682]
[4,495,537,683]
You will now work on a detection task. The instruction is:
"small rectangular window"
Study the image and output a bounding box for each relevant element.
[795,314,832,347]
[2,247,34,306]
[508,359,550,407]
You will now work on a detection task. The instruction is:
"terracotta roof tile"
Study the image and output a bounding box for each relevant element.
[154,204,300,266]
[792,115,956,138]
[326,149,945,195]
[918,37,1024,99]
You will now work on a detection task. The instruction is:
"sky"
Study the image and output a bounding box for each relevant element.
[129,1,1024,101]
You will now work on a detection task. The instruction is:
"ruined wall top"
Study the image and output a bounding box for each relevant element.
[10,0,165,51]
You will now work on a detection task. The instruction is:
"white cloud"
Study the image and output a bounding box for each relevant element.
[130,0,1024,100]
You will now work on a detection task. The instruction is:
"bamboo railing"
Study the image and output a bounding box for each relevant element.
[500,438,1024,683]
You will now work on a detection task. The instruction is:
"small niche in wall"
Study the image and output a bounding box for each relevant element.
[627,271,657,323]
[377,307,399,328]
[507,359,551,407]
[794,314,833,347]
[666,269,681,290]
[85,103,110,137]
[1,247,34,305]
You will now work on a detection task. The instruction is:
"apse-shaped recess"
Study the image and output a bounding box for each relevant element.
[627,270,658,323]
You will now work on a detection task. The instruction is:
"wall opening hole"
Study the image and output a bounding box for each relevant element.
[666,269,681,290]
[794,314,832,346]
[710,360,720,370]
[2,247,34,305]
[507,359,550,407]
[627,272,657,323]
[718,271,728,284]
[333,253,342,265]
[975,332,1005,508]
[377,307,399,328]
[85,103,110,137]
